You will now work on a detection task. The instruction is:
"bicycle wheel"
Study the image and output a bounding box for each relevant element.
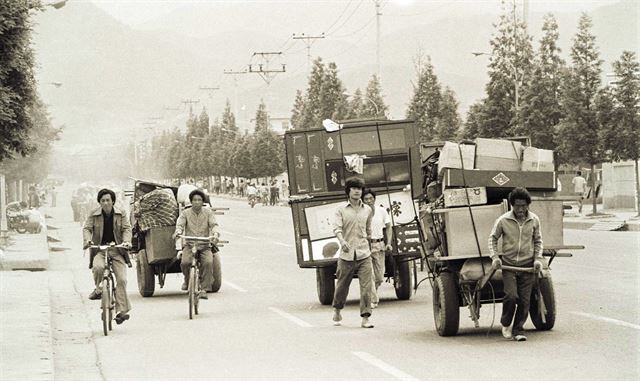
[188,267,196,319]
[108,277,115,331]
[194,268,200,315]
[101,281,110,336]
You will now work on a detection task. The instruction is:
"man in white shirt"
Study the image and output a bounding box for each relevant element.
[571,171,587,214]
[362,189,393,308]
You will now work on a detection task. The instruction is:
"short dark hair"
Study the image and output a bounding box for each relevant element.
[97,188,116,203]
[362,188,376,200]
[577,171,582,176]
[189,189,207,202]
[508,187,531,206]
[344,177,365,195]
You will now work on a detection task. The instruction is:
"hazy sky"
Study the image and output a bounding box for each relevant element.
[90,0,620,29]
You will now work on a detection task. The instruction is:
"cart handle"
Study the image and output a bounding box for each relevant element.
[501,265,537,273]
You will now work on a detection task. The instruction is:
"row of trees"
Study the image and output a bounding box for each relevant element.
[137,101,286,182]
[0,1,61,186]
[462,3,638,214]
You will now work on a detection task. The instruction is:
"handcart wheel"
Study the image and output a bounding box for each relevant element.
[433,272,460,336]
[530,276,556,330]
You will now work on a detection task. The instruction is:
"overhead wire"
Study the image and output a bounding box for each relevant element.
[325,0,365,36]
[324,0,355,35]
[330,14,376,39]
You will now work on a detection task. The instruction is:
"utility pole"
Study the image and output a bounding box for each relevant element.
[224,69,248,118]
[199,86,220,120]
[292,33,325,75]
[248,52,286,86]
[375,0,382,81]
[182,99,200,116]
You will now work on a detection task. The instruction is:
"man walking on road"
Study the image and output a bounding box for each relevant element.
[332,178,375,328]
[489,187,544,342]
[83,188,133,325]
[362,189,393,308]
[572,171,587,214]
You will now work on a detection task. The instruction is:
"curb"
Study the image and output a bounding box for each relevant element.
[0,224,49,271]
[563,220,640,231]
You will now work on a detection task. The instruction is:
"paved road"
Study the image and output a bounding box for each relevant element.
[46,192,639,381]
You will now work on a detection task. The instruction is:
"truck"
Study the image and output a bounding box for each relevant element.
[284,119,423,305]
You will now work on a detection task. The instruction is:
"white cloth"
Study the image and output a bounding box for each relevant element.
[343,154,367,174]
[370,205,391,240]
[177,184,198,204]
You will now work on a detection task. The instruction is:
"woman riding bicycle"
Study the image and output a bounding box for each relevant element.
[83,188,132,325]
[172,189,220,300]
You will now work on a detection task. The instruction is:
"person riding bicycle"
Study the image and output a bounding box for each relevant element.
[246,183,258,205]
[83,188,133,325]
[172,189,220,300]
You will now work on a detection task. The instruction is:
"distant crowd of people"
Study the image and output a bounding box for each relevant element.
[209,178,289,206]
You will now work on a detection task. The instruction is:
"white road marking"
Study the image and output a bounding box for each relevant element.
[244,236,259,240]
[223,281,247,293]
[268,307,313,328]
[273,242,293,248]
[352,351,420,381]
[571,311,640,330]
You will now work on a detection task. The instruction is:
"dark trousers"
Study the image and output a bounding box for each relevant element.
[332,257,373,317]
[501,270,535,335]
[180,248,214,290]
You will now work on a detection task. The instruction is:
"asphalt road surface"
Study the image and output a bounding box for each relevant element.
[47,191,639,381]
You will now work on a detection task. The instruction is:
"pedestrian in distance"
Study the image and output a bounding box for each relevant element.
[489,187,544,342]
[572,171,587,214]
[332,177,375,328]
[260,183,269,206]
[82,188,133,325]
[361,189,393,308]
[269,180,278,206]
[27,186,40,209]
[172,189,220,299]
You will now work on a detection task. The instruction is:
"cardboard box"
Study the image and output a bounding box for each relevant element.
[442,169,557,191]
[475,138,522,171]
[442,203,506,257]
[145,226,176,264]
[438,141,475,171]
[443,187,487,208]
[529,200,563,248]
[522,147,555,172]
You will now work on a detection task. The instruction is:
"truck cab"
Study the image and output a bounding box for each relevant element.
[284,119,422,304]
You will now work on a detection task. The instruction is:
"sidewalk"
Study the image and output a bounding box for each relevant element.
[0,217,53,380]
[562,203,640,231]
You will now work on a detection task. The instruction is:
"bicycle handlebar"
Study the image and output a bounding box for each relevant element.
[87,243,128,251]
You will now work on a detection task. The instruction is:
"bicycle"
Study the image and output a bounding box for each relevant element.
[87,242,129,336]
[178,235,222,319]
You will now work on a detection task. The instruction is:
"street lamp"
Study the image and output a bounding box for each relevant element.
[472,51,520,115]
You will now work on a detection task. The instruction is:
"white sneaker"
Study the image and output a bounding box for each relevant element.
[332,309,342,326]
[501,325,513,339]
[371,302,378,309]
[514,334,527,342]
[361,317,374,328]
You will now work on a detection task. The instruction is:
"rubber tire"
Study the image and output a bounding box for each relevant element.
[194,268,200,316]
[316,266,336,305]
[136,250,155,297]
[101,281,110,336]
[433,272,460,336]
[210,254,222,293]
[394,259,413,300]
[530,276,556,330]
[188,267,196,320]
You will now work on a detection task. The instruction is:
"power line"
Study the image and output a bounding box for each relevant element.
[324,0,354,34]
[325,0,365,36]
[331,14,375,38]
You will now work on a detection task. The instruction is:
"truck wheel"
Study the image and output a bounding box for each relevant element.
[433,272,460,336]
[209,254,222,293]
[394,259,413,300]
[316,266,335,305]
[136,249,155,297]
[530,276,556,330]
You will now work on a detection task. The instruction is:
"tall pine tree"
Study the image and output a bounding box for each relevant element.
[290,90,306,130]
[556,13,604,215]
[518,14,566,152]
[436,87,461,140]
[363,75,388,119]
[406,56,442,141]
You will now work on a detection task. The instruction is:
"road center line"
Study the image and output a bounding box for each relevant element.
[223,281,247,293]
[273,242,293,247]
[268,307,313,328]
[570,311,640,330]
[352,351,420,381]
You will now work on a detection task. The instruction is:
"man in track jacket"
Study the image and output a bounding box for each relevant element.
[489,187,543,342]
